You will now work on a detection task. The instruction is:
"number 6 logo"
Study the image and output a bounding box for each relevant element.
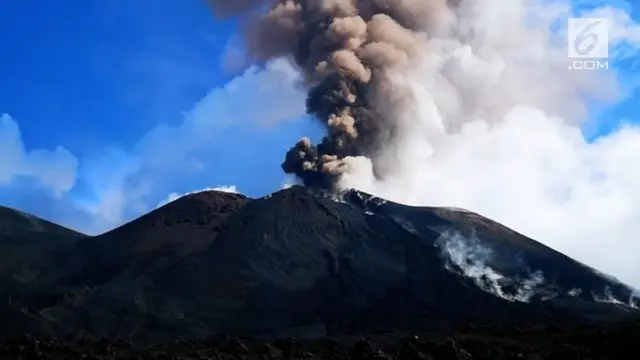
[574,20,602,56]
[568,18,609,59]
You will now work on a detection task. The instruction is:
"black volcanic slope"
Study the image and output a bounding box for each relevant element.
[0,186,637,344]
[0,206,88,337]
[0,205,86,286]
[0,205,85,270]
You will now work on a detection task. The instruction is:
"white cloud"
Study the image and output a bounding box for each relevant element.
[1,56,306,235]
[75,58,306,230]
[134,58,306,171]
[333,1,640,288]
[72,148,147,231]
[0,114,78,197]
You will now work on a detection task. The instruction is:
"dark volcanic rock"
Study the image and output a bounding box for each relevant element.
[0,186,638,342]
[0,206,87,335]
[0,205,86,274]
[2,319,640,359]
[63,190,250,287]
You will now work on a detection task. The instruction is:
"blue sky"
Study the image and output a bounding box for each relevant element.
[0,0,324,233]
[0,0,638,235]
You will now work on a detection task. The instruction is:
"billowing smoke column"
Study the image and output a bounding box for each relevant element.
[209,0,456,188]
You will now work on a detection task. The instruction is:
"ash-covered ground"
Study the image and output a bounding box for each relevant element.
[2,319,639,359]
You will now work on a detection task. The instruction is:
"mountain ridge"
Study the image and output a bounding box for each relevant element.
[0,205,85,238]
[0,185,637,342]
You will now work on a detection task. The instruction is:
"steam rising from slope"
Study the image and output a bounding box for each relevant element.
[436,230,546,303]
[208,1,640,287]
[437,230,639,307]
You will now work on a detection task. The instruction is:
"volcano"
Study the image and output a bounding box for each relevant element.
[0,186,637,343]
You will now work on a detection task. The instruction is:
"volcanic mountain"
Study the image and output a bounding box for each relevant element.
[0,186,637,342]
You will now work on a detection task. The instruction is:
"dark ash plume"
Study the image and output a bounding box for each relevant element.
[208,0,457,188]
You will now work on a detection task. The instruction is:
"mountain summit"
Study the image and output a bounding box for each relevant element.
[0,186,637,341]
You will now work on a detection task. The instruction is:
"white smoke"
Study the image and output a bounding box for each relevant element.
[568,288,583,297]
[436,230,545,302]
[334,0,640,288]
[632,292,640,308]
[157,185,240,208]
[592,286,639,308]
